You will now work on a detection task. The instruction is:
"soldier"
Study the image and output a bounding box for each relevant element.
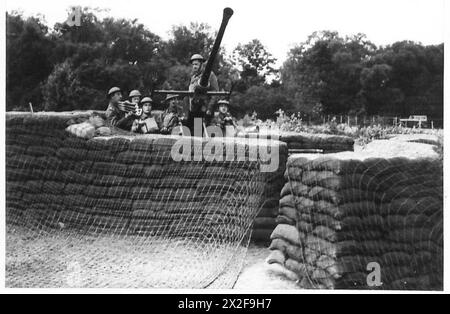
[105,86,136,130]
[160,94,181,135]
[131,97,159,134]
[186,54,220,131]
[212,99,236,136]
[128,90,142,104]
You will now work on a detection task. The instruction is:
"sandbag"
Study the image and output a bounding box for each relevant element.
[266,249,286,265]
[66,122,96,139]
[270,224,305,246]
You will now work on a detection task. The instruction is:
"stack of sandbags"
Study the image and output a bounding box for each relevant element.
[279,132,354,153]
[251,150,287,243]
[268,152,443,290]
[239,132,354,154]
[6,112,286,243]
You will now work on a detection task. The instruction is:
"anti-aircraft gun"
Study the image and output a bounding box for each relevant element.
[152,7,234,133]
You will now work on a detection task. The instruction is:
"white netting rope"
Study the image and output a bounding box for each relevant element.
[6,116,275,288]
[278,155,443,290]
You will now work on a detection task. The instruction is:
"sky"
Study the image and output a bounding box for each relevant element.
[5,0,446,66]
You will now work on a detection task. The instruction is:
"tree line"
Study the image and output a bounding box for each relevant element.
[6,8,443,121]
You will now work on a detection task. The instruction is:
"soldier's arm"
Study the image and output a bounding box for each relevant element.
[105,105,121,126]
[131,119,140,133]
[115,113,135,130]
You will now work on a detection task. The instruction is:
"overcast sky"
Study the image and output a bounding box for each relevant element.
[5,0,446,66]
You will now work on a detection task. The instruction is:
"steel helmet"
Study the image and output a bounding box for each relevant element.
[164,94,180,102]
[218,99,230,107]
[107,86,121,96]
[129,90,142,98]
[190,54,205,63]
[140,97,154,105]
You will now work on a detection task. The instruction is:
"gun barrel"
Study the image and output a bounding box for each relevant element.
[153,90,231,97]
[199,7,233,88]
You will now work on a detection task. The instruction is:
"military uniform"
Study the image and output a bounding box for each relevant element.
[185,54,220,132]
[131,97,159,134]
[131,114,159,134]
[105,87,135,131]
[212,111,234,130]
[160,95,181,135]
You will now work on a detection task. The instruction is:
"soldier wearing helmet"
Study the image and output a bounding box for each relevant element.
[212,99,236,136]
[131,97,159,134]
[128,89,142,104]
[160,94,181,135]
[187,53,220,129]
[105,86,136,130]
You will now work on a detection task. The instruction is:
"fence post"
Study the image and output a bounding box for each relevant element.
[340,115,343,124]
[355,116,358,126]
[432,121,434,129]
[348,116,350,126]
[323,116,326,124]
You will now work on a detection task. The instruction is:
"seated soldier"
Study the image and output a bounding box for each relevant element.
[212,99,236,136]
[105,86,136,130]
[131,97,160,134]
[160,94,181,135]
[128,89,142,104]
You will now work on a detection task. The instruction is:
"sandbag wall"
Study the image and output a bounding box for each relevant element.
[251,146,287,243]
[268,153,443,290]
[6,112,287,243]
[240,132,353,242]
[240,132,354,154]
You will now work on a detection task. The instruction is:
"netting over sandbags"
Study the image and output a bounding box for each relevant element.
[239,131,351,242]
[268,151,443,290]
[5,112,286,288]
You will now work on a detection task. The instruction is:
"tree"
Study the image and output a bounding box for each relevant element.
[6,12,54,110]
[232,39,277,91]
[281,31,377,115]
[165,23,216,65]
[231,85,294,120]
[360,41,443,117]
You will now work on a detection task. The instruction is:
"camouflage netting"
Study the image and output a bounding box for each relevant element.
[267,150,443,290]
[5,112,287,288]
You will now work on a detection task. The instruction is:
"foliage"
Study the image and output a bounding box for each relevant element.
[261,109,444,147]
[5,9,444,124]
[281,31,443,119]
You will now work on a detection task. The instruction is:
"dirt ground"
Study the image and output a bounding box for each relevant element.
[5,225,298,289]
[234,244,300,290]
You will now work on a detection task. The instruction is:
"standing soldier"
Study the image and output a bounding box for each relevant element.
[160,94,181,135]
[105,86,135,130]
[187,54,220,131]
